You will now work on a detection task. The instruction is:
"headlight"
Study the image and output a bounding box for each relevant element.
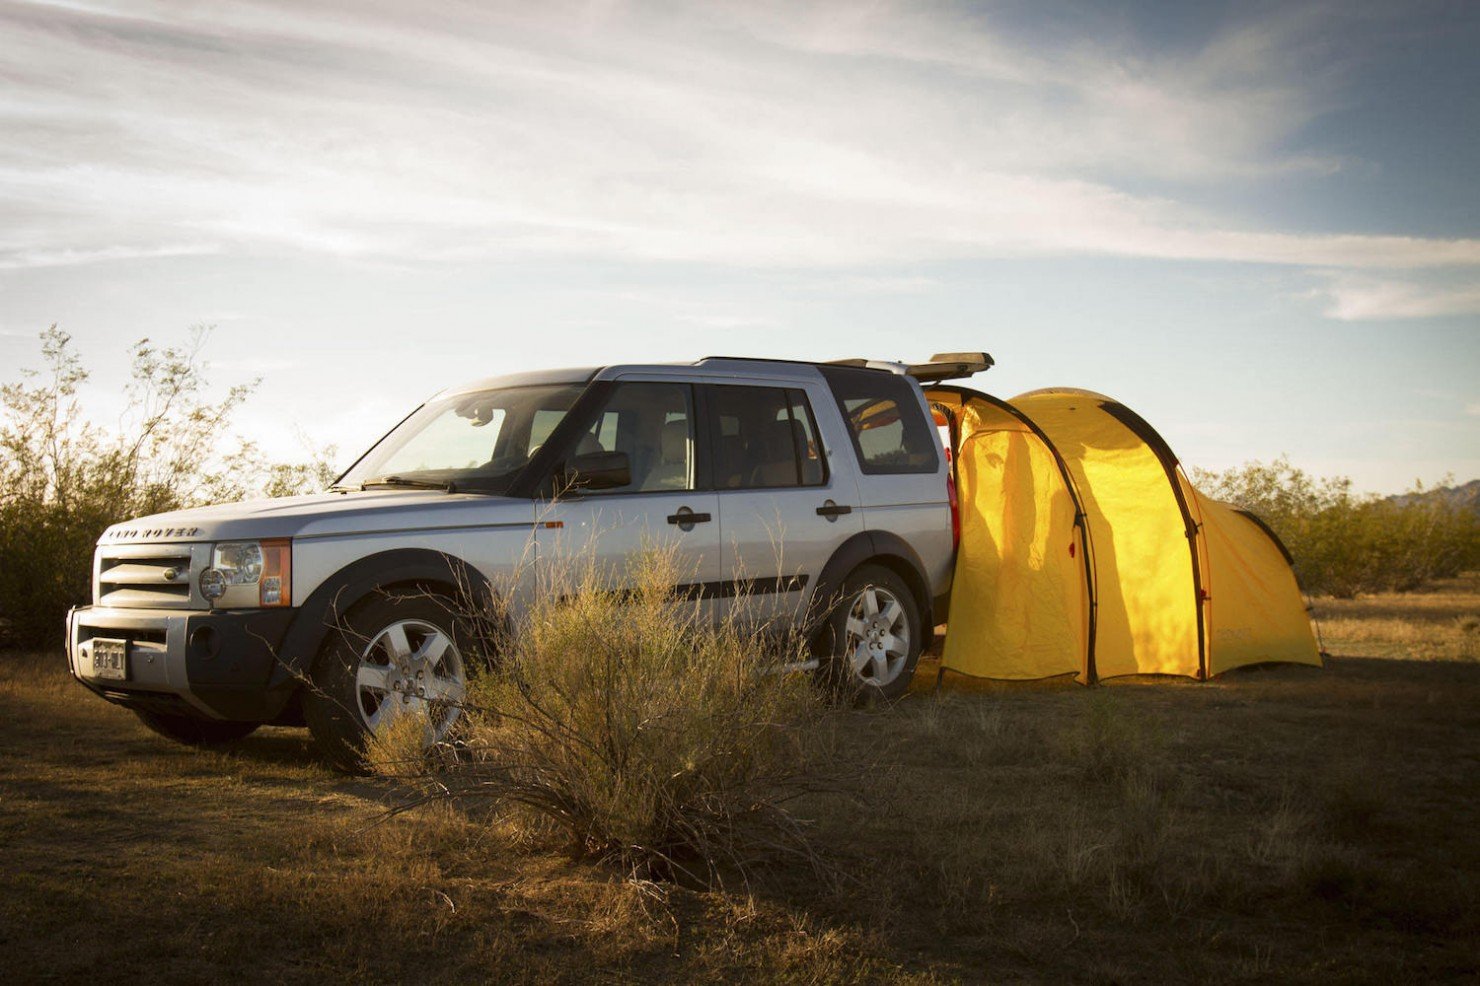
[201,539,292,607]
[214,542,264,585]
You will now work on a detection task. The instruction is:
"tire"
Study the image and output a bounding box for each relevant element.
[820,563,924,703]
[133,709,259,745]
[303,591,471,774]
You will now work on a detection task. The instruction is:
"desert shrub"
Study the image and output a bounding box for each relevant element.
[1194,457,1480,597]
[382,549,832,888]
[0,326,336,647]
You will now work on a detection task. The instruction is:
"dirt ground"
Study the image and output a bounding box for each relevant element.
[3,576,1478,983]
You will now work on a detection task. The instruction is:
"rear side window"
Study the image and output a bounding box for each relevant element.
[819,366,940,475]
[707,386,827,489]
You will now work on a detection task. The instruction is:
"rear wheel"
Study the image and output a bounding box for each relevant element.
[133,710,259,745]
[822,564,923,702]
[303,592,470,773]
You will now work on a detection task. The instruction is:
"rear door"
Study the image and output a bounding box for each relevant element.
[535,379,723,615]
[817,365,954,597]
[704,380,864,626]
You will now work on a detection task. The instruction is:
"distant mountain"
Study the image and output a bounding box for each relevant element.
[1389,479,1480,514]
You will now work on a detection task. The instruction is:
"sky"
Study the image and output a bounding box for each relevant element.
[0,0,1477,494]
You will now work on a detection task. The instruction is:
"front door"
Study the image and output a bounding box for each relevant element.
[535,380,723,616]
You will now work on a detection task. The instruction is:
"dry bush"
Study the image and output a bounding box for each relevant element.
[0,326,336,647]
[383,548,834,889]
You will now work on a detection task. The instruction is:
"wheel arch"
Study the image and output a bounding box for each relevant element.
[807,531,936,652]
[267,548,499,695]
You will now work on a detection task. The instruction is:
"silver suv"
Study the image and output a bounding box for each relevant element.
[66,354,985,769]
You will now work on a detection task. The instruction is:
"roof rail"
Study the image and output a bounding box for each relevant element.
[823,358,907,373]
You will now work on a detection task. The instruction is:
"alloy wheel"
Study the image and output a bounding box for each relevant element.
[843,585,911,687]
[354,619,466,741]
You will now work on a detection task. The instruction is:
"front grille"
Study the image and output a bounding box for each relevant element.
[95,543,207,609]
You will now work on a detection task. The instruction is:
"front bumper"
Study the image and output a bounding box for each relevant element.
[67,605,299,721]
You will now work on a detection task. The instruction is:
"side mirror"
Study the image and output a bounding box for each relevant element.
[562,450,630,491]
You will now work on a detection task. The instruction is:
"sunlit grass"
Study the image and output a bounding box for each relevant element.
[1312,572,1480,661]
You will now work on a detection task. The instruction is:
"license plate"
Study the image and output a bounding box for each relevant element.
[92,638,128,681]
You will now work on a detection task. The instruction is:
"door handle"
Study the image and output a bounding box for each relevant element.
[816,501,853,518]
[667,508,712,526]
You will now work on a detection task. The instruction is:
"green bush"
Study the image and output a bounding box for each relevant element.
[1193,458,1479,597]
[0,327,335,648]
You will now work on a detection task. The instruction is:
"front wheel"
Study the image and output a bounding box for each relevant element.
[303,593,471,773]
[821,564,923,703]
[133,709,259,745]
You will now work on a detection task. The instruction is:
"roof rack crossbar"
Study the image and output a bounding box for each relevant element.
[907,352,994,383]
[698,352,994,383]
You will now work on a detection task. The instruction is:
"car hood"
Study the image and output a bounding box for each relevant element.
[97,490,537,545]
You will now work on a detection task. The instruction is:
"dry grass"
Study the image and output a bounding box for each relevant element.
[1311,572,1480,662]
[4,578,1480,982]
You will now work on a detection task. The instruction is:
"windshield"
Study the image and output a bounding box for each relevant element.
[337,383,586,495]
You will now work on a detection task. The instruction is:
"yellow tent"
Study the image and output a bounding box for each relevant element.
[927,386,1321,683]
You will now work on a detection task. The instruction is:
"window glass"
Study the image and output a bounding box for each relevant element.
[576,383,695,494]
[339,383,584,495]
[378,408,505,476]
[787,390,826,485]
[819,366,940,475]
[709,385,826,489]
[528,408,565,453]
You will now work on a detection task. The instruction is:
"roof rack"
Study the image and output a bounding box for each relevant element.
[827,352,994,383]
[698,352,994,383]
[907,352,994,383]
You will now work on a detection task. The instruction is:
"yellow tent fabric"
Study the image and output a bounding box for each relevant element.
[1013,389,1202,679]
[929,385,1322,683]
[937,394,1087,680]
[1196,494,1322,675]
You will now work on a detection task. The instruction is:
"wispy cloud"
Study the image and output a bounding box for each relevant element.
[0,242,219,269]
[1316,272,1480,321]
[0,0,1476,310]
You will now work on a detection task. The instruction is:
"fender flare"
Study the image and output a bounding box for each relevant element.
[265,548,497,695]
[806,531,936,651]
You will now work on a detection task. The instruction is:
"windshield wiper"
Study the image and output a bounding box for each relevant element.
[359,475,460,493]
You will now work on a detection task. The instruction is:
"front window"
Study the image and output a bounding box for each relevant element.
[572,382,697,495]
[338,383,586,495]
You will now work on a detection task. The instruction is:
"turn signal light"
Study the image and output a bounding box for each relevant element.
[259,538,292,607]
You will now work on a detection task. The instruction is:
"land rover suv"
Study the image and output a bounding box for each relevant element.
[66,354,988,769]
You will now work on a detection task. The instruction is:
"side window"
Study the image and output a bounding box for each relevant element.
[708,385,827,489]
[818,366,940,475]
[576,383,695,494]
[787,389,826,486]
